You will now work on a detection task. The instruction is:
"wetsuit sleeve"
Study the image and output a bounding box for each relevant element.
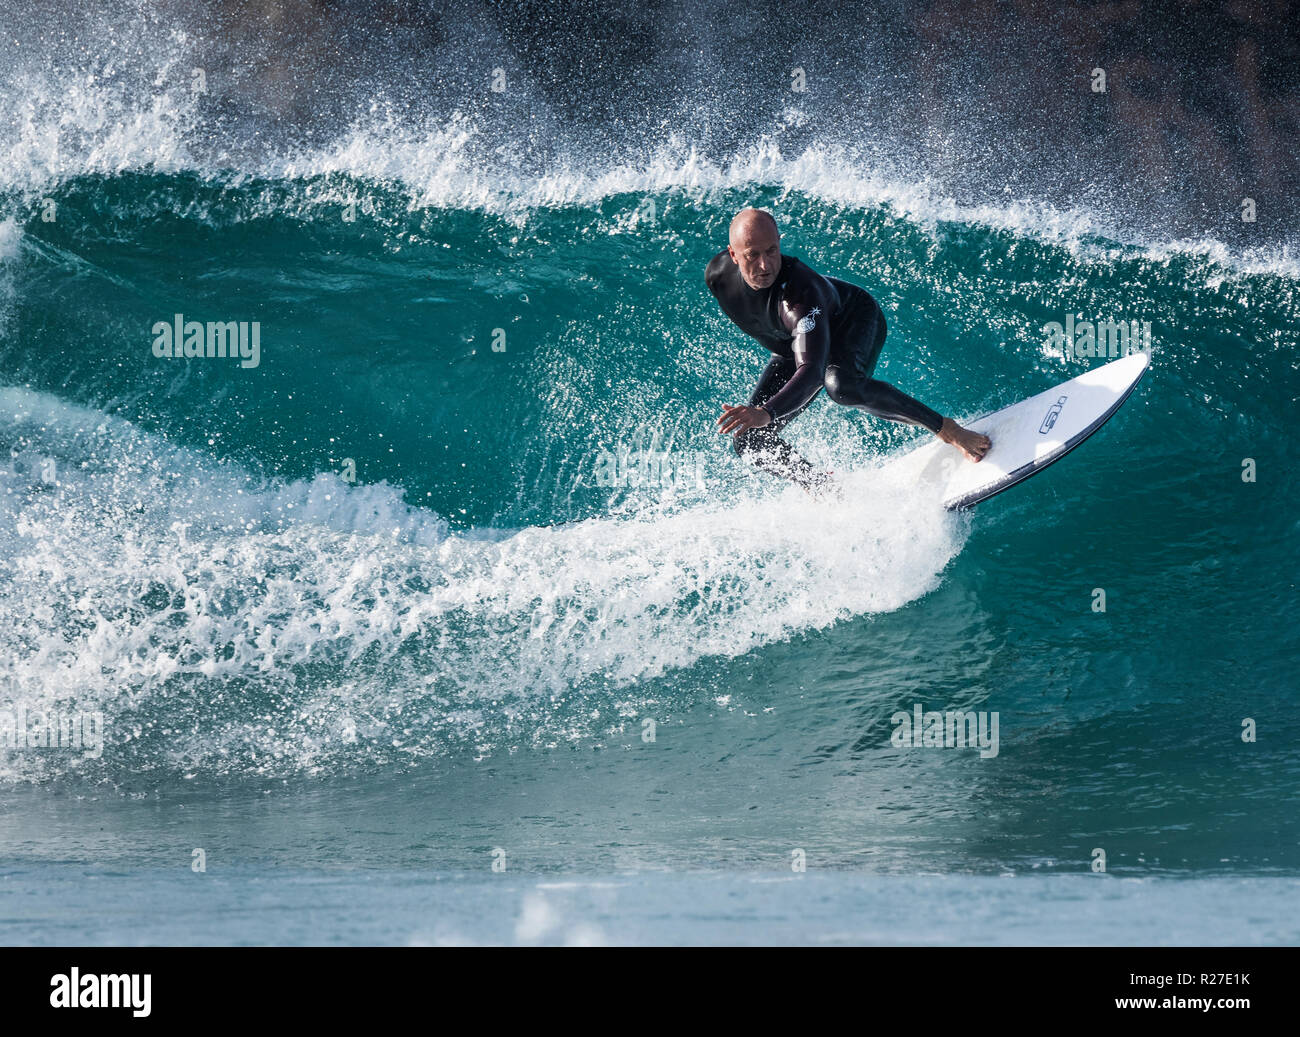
[759,291,833,423]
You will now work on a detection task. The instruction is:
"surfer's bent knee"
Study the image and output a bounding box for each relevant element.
[822,365,854,406]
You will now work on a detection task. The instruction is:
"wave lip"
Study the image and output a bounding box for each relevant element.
[4,68,1297,280]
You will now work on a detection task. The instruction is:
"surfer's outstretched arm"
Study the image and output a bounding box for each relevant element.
[716,293,830,436]
[717,297,835,490]
[720,356,826,492]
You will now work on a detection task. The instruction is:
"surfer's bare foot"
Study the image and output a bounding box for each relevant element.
[937,418,991,462]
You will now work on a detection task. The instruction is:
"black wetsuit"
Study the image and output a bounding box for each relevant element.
[705,249,943,489]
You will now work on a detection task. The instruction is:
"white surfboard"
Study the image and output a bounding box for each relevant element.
[884,352,1150,510]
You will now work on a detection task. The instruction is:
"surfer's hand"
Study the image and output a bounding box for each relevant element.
[717,404,772,435]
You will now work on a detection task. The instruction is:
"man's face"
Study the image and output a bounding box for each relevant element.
[728,220,781,290]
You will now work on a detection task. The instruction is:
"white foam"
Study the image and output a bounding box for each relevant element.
[0,218,22,338]
[0,386,964,780]
[1,60,198,193]
[1,51,1294,282]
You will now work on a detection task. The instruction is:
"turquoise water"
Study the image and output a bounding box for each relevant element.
[1,0,1298,946]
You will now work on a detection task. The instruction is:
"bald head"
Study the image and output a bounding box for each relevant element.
[729,208,779,245]
[727,208,782,290]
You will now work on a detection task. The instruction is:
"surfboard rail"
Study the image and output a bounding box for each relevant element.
[879,352,1151,512]
[943,353,1150,510]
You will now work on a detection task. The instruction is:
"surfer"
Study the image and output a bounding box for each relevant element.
[708,208,991,493]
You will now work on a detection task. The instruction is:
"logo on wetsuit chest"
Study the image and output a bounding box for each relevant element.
[794,307,821,335]
[1039,394,1068,434]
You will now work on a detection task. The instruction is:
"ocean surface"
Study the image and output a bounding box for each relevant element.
[1,0,1297,945]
